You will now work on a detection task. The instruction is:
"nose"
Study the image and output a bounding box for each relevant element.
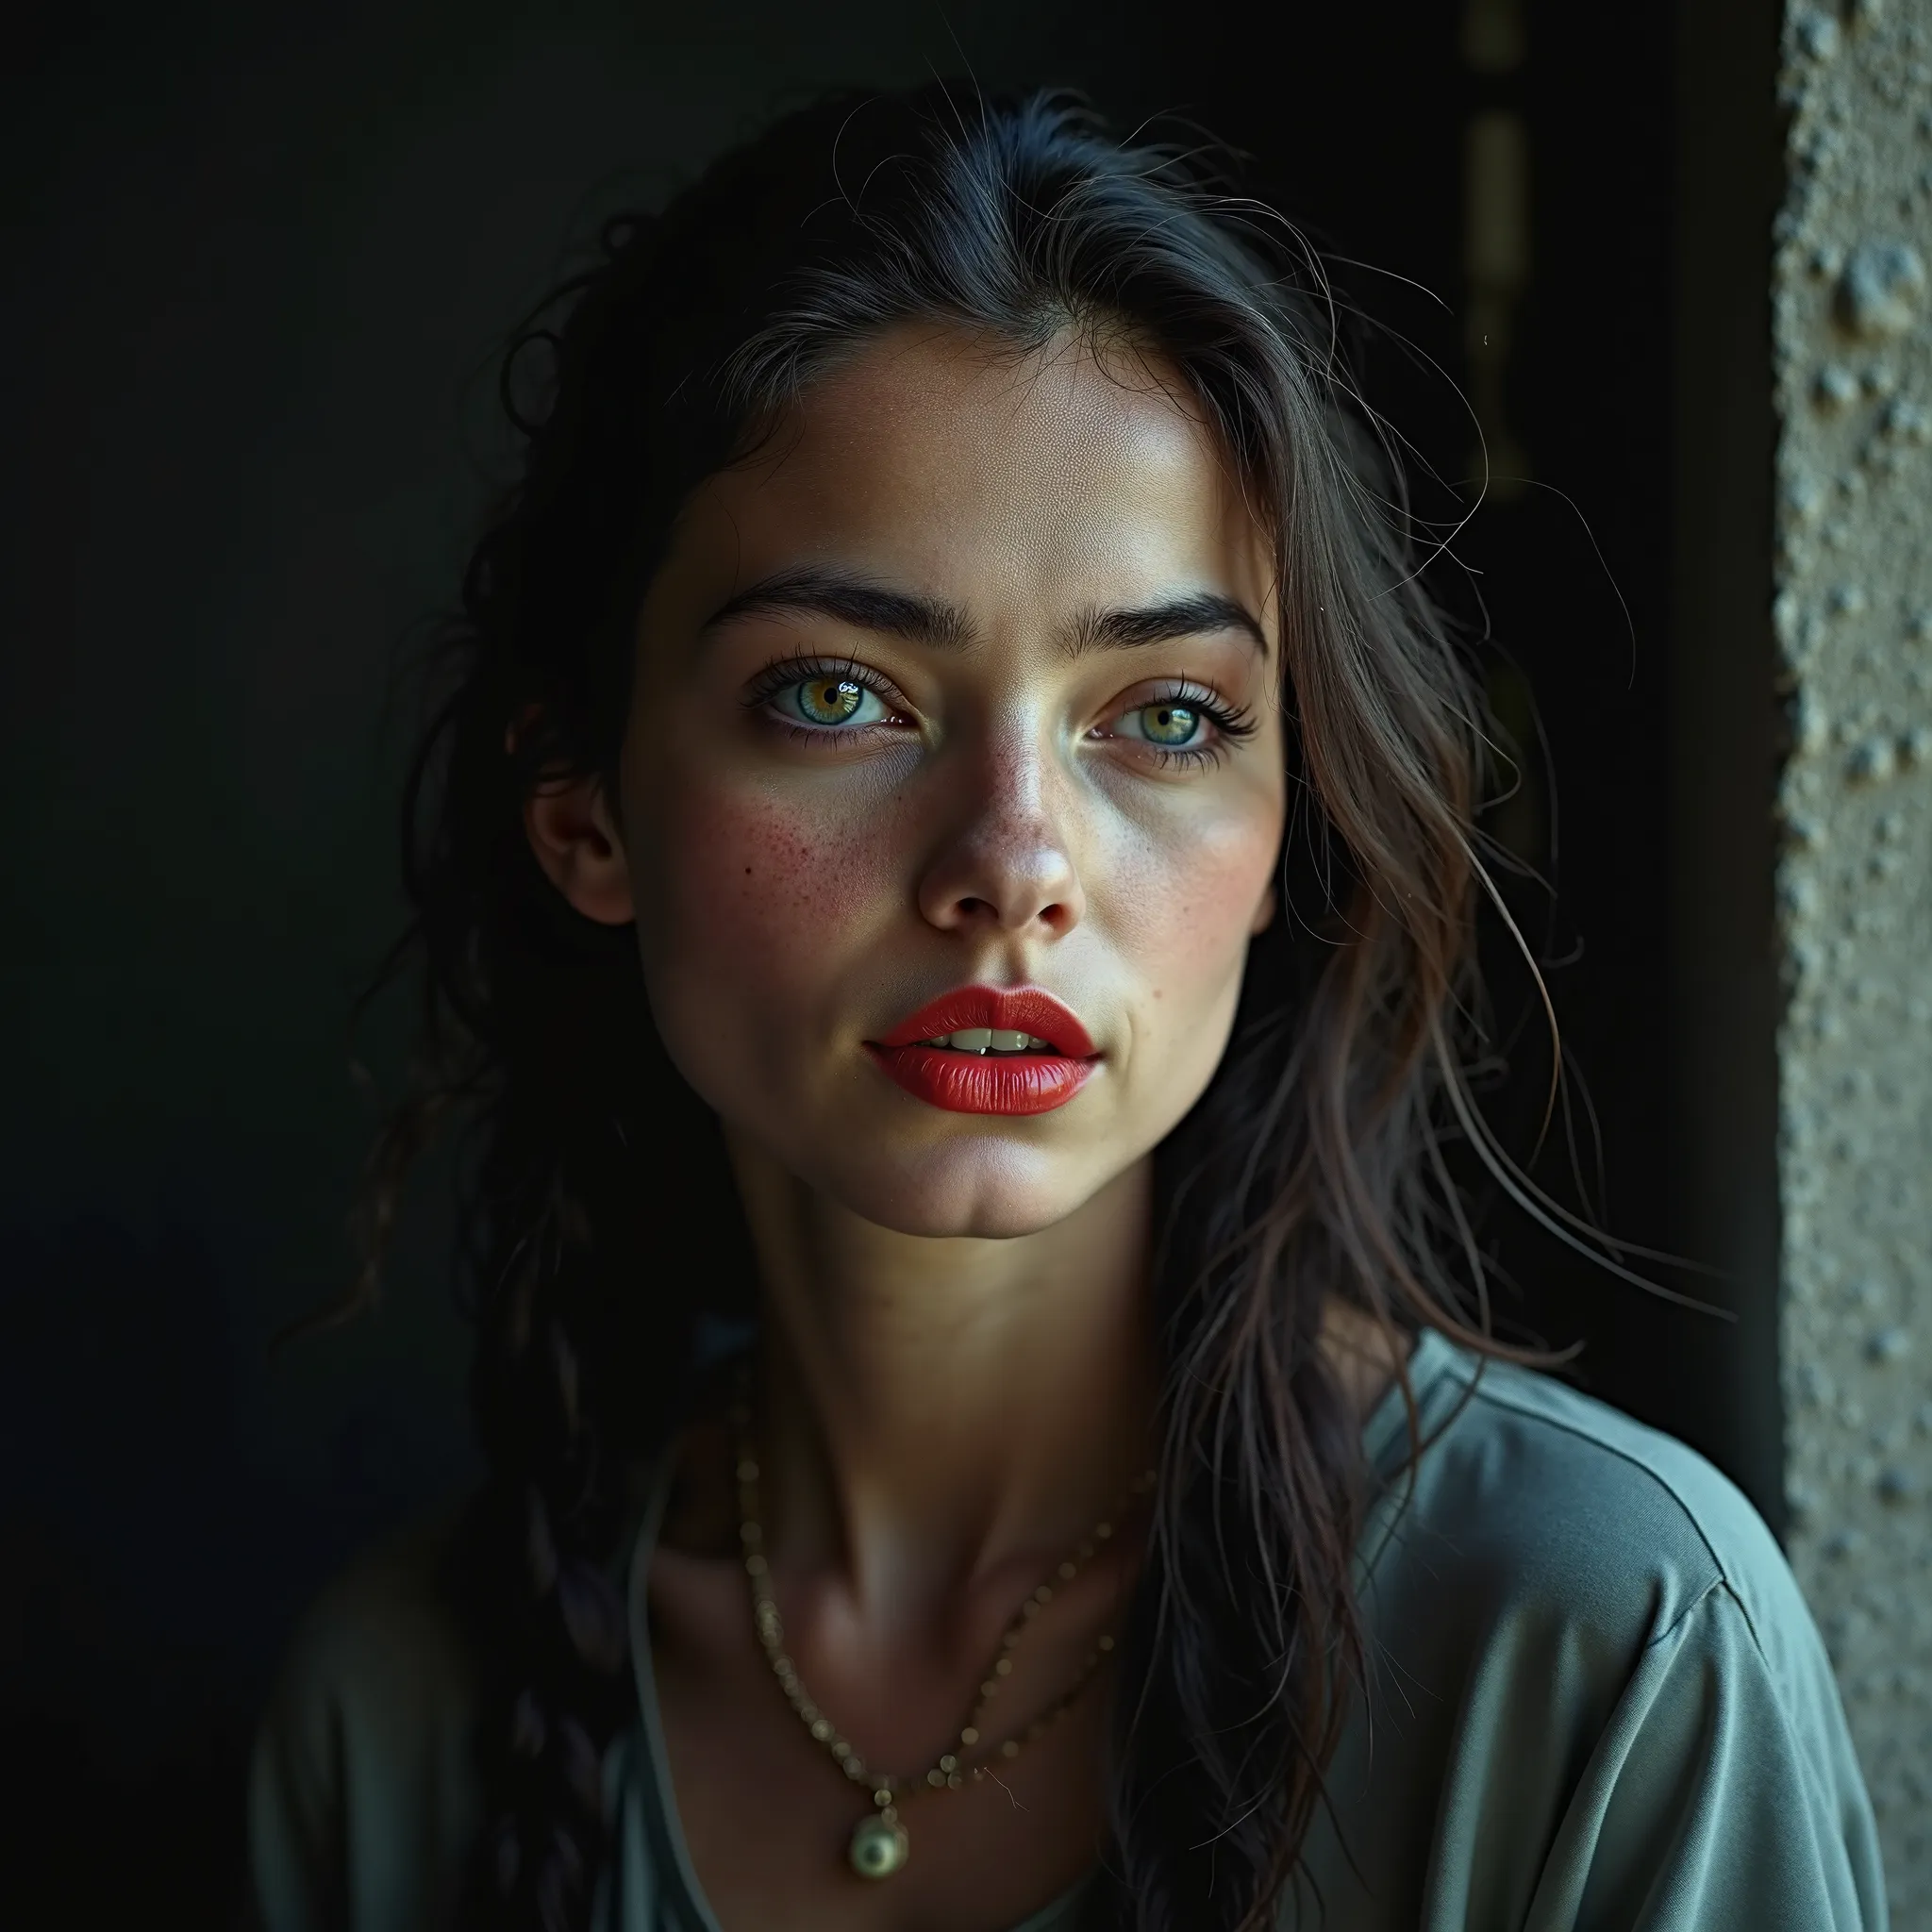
[915,724,1086,941]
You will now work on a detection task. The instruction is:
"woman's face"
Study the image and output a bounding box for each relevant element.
[609,324,1285,1238]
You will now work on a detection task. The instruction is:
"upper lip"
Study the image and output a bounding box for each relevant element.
[874,986,1097,1058]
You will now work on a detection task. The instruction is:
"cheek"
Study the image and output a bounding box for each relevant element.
[634,766,901,1011]
[1113,804,1277,993]
[1101,791,1279,1074]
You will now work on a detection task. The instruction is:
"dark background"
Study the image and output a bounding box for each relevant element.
[1,0,1779,1919]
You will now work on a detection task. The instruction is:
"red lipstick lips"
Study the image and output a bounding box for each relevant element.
[868,986,1097,1115]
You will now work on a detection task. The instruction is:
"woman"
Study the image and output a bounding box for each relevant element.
[249,87,1884,1932]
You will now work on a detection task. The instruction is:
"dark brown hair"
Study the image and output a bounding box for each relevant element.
[357,84,1521,1932]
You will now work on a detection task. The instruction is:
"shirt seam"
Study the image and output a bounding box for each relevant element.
[1644,1573,1727,1652]
[1650,1577,1852,1850]
[1427,1354,1739,1616]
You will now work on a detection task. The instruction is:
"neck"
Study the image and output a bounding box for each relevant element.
[724,1130,1159,1634]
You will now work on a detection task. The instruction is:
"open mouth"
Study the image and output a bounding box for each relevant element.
[867,987,1097,1115]
[911,1028,1059,1055]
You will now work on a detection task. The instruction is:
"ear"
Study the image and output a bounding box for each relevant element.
[1250,879,1278,936]
[525,772,636,925]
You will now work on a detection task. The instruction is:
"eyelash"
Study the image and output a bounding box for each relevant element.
[741,655,1257,765]
[741,653,911,740]
[1104,681,1258,769]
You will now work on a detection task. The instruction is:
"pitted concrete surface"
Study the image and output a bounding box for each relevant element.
[1775,2,1932,1913]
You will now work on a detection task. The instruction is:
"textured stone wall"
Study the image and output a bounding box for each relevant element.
[1774,1,1932,1914]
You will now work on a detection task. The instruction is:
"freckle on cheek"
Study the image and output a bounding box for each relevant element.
[668,788,881,960]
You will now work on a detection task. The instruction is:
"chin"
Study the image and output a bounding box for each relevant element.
[807,1137,1107,1241]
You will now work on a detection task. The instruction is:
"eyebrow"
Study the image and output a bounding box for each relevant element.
[1063,591,1268,658]
[702,567,975,651]
[702,565,1266,657]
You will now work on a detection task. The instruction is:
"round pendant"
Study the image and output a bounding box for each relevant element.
[848,1810,910,1880]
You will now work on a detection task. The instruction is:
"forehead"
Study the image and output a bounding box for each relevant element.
[658,322,1273,625]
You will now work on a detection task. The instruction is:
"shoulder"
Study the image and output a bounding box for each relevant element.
[1371,1332,1800,1658]
[264,1508,481,1761]
[249,1511,484,1932]
[1320,1336,1887,1927]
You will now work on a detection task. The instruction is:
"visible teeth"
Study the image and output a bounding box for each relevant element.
[917,1029,1058,1054]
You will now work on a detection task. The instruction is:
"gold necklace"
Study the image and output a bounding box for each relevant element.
[730,1390,1154,1881]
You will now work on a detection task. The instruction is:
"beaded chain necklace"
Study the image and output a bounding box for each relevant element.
[730,1385,1155,1880]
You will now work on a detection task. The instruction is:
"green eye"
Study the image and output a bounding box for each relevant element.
[795,676,865,725]
[1137,702,1201,747]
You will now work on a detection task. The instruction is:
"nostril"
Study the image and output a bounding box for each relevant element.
[918,852,1083,936]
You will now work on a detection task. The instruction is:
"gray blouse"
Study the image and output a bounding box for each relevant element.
[249,1330,1888,1929]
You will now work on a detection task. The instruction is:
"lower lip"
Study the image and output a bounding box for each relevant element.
[865,1045,1095,1115]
